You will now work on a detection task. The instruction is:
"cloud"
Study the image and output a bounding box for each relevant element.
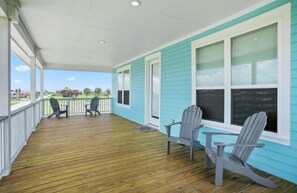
[14,79,22,83]
[15,65,30,72]
[67,77,76,81]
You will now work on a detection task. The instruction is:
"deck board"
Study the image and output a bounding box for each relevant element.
[0,114,296,193]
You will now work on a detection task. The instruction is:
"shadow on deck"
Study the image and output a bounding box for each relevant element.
[0,114,296,193]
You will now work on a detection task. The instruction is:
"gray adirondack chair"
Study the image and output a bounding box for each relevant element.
[165,105,204,161]
[48,98,68,118]
[203,112,276,188]
[85,97,101,116]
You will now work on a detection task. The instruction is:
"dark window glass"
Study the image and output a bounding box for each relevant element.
[124,90,129,105]
[231,88,277,132]
[196,90,224,122]
[117,91,122,104]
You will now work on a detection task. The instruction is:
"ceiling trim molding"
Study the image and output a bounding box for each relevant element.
[45,63,113,73]
[113,0,274,69]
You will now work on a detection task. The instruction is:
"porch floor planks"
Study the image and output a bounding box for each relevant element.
[0,114,296,193]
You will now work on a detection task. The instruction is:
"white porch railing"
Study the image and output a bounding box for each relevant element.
[0,100,43,180]
[0,98,112,180]
[0,116,8,178]
[43,98,112,116]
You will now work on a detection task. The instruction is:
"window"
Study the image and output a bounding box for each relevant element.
[117,65,130,106]
[231,24,278,132]
[191,4,290,145]
[196,41,224,122]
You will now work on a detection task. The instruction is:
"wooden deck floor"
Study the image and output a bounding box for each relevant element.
[0,114,296,193]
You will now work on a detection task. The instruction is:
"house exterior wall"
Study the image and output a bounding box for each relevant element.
[112,58,145,124]
[112,0,297,184]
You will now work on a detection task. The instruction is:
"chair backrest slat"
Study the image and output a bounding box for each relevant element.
[179,105,202,139]
[50,98,60,112]
[232,112,267,163]
[90,97,99,111]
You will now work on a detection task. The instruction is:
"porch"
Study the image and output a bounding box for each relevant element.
[0,114,296,193]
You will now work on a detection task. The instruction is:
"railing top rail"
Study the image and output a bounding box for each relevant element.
[43,97,113,100]
[11,100,43,116]
[0,116,8,122]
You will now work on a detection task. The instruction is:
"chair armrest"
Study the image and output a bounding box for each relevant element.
[164,122,181,128]
[194,124,204,131]
[59,105,68,110]
[203,131,239,136]
[214,142,264,156]
[204,132,239,149]
[165,122,181,137]
[213,142,265,148]
[190,124,204,140]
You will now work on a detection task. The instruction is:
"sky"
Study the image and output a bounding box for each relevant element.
[11,54,112,92]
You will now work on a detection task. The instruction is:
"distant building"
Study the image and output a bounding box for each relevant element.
[10,90,29,99]
[60,87,80,97]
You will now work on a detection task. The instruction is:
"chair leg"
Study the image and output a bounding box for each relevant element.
[190,141,194,161]
[205,154,211,169]
[167,141,170,154]
[47,113,54,118]
[215,155,224,186]
[196,141,205,150]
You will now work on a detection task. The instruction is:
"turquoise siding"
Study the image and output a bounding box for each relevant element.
[112,58,145,124]
[112,0,297,184]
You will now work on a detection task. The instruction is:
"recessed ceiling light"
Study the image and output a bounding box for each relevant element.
[99,40,106,44]
[131,0,141,7]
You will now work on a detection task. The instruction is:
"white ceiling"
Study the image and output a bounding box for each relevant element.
[18,0,271,72]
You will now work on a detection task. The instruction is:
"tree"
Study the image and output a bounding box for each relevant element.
[94,87,102,96]
[72,90,79,97]
[84,88,91,97]
[61,88,73,97]
[105,88,111,96]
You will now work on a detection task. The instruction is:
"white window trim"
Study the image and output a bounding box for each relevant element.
[116,65,131,108]
[191,4,291,145]
[144,52,162,129]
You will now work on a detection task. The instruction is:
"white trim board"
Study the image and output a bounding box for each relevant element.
[144,52,161,129]
[116,64,131,108]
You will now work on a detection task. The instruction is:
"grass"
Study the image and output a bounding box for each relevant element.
[10,101,22,105]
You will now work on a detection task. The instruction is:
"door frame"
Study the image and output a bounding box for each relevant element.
[144,52,161,129]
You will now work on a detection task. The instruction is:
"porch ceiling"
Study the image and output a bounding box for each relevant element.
[18,0,270,72]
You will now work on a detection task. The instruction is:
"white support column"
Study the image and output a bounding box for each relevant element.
[40,67,44,99]
[40,67,44,116]
[30,56,36,103]
[0,16,11,176]
[30,56,36,130]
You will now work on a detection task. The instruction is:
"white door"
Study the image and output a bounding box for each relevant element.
[148,60,160,127]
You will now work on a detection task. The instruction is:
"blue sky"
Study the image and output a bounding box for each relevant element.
[11,54,112,92]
